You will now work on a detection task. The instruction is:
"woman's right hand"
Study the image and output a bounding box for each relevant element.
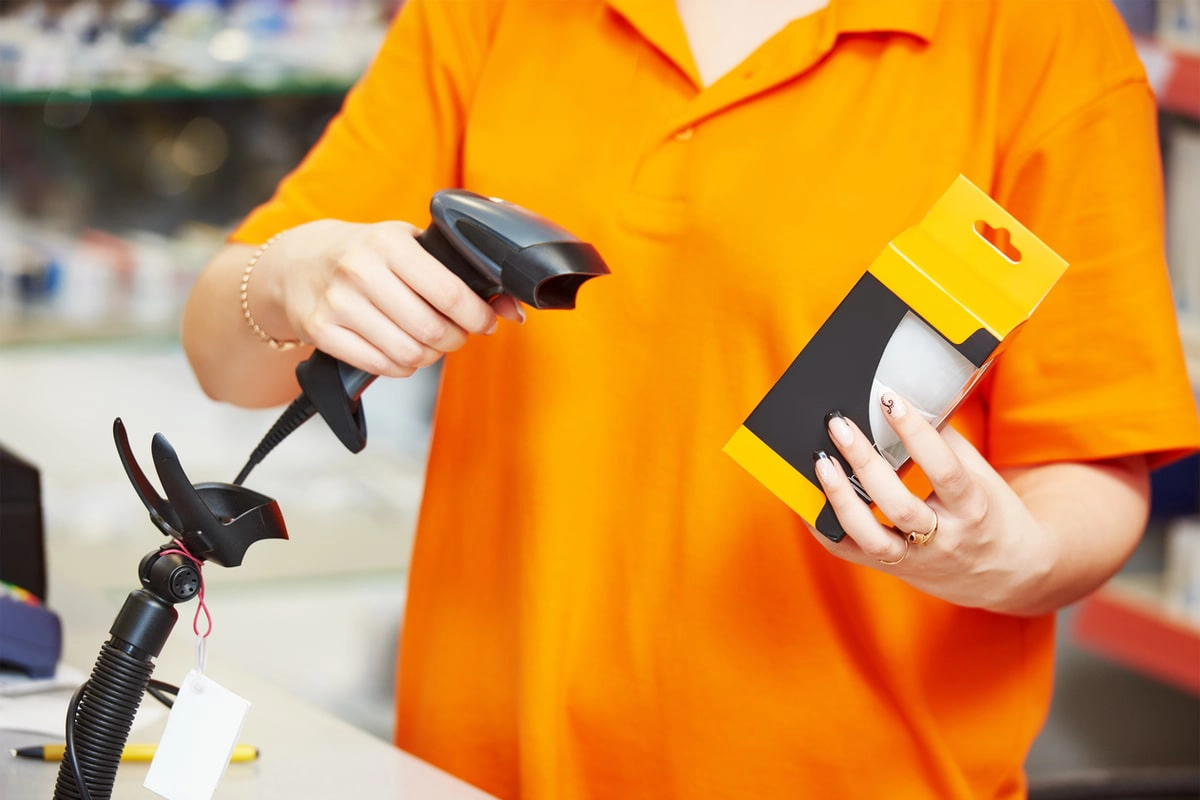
[251,219,525,379]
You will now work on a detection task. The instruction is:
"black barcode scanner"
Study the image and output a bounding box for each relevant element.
[233,190,610,485]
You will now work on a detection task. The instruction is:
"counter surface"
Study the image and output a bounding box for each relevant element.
[1,579,497,799]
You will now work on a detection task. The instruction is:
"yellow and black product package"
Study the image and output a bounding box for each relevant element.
[724,175,1069,541]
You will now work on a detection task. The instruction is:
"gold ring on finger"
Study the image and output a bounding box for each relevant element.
[905,509,939,547]
[879,537,909,566]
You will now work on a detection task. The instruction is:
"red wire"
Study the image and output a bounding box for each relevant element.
[158,548,212,638]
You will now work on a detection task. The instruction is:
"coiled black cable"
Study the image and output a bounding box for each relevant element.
[53,642,155,800]
[233,394,316,485]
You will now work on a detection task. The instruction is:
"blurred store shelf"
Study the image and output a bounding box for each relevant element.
[0,0,390,102]
[1180,314,1200,391]
[0,319,177,347]
[0,79,355,104]
[0,224,225,347]
[1138,36,1200,120]
[1074,572,1200,695]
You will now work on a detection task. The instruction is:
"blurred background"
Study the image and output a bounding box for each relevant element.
[0,0,1198,786]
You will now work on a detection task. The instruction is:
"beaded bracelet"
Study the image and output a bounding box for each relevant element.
[240,233,300,351]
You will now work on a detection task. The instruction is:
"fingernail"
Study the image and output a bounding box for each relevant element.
[847,475,873,505]
[828,415,854,446]
[881,392,905,418]
[812,450,836,482]
[485,318,498,335]
[514,303,526,324]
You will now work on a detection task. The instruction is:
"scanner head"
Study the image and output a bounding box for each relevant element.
[427,190,610,309]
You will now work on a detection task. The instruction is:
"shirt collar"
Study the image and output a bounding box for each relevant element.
[833,0,943,43]
[605,0,944,74]
[605,0,697,83]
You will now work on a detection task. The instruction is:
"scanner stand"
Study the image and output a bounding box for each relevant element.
[51,419,288,800]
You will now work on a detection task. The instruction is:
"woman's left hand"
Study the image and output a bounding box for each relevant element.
[806,391,1055,611]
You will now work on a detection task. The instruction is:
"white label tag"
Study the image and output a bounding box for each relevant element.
[144,669,251,800]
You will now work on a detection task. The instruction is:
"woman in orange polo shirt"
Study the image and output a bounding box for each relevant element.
[182,1,1199,797]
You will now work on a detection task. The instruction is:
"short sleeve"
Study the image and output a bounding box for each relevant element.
[985,73,1200,470]
[230,0,507,244]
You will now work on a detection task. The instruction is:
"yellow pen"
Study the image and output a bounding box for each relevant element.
[11,743,259,763]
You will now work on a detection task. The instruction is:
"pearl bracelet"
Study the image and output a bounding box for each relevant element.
[240,234,300,351]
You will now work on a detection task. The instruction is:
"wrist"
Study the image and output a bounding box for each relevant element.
[241,234,300,350]
[242,220,360,348]
[982,514,1061,617]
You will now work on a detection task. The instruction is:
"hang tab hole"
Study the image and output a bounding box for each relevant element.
[973,220,1022,263]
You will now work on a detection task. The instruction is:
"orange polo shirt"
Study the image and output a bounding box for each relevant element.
[232,1,1200,797]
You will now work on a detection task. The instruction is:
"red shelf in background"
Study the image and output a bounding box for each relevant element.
[1073,576,1200,695]
[1136,37,1200,120]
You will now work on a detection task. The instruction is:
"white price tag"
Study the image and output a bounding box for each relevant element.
[144,669,251,800]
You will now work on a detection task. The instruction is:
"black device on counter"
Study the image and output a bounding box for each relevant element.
[0,443,62,679]
[0,443,47,601]
[233,189,610,484]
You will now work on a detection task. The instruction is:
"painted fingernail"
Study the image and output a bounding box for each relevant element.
[881,392,906,418]
[828,415,854,446]
[812,450,836,482]
[847,474,873,505]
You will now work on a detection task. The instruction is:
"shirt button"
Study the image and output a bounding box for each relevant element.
[674,127,695,142]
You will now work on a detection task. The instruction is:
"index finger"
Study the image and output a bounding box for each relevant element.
[380,225,499,335]
[878,391,982,508]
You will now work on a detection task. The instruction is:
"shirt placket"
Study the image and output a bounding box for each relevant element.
[617,6,841,238]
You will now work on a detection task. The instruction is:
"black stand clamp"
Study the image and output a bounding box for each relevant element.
[52,419,288,800]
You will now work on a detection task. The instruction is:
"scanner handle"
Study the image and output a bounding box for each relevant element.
[294,224,499,452]
[416,224,504,301]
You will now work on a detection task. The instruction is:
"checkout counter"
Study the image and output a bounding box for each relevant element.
[1,573,498,799]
